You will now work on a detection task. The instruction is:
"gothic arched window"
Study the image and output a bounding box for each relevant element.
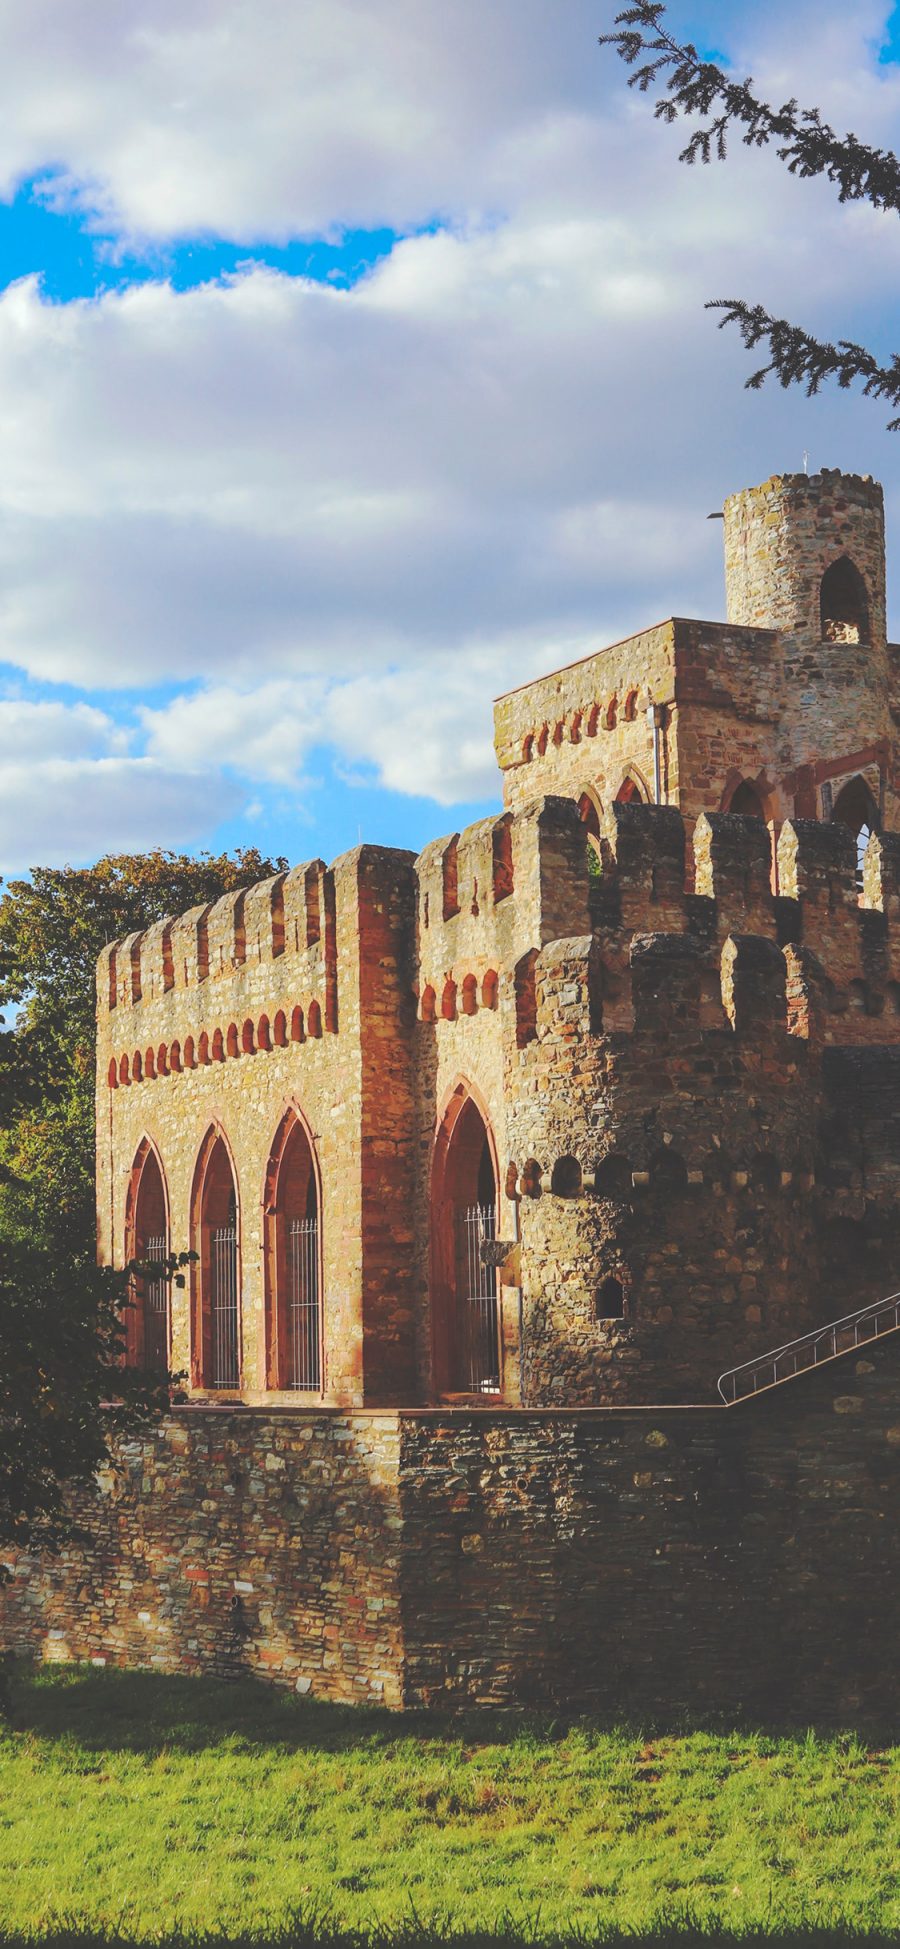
[820,557,869,644]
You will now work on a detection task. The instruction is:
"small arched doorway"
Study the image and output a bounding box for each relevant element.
[125,1140,169,1372]
[264,1109,322,1392]
[192,1127,241,1390]
[832,774,880,883]
[431,1085,501,1396]
[615,775,645,805]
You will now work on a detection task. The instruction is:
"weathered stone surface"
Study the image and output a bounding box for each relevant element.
[40,463,900,1710]
[3,1336,898,1720]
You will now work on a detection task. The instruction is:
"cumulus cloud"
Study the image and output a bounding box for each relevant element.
[0,0,899,869]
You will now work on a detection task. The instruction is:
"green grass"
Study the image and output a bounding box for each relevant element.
[0,1667,897,1942]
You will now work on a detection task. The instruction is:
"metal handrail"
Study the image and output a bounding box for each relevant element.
[718,1288,900,1404]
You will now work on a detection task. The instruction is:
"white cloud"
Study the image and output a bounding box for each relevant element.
[0,696,121,762]
[0,696,238,873]
[0,0,899,865]
[140,679,327,783]
[0,757,238,877]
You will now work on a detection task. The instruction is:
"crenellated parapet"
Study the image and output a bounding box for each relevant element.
[575,802,900,1041]
[98,851,363,1093]
[414,795,590,1028]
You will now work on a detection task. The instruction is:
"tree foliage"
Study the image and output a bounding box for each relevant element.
[600,1,900,426]
[0,1238,186,1558]
[0,845,285,1556]
[0,846,285,1250]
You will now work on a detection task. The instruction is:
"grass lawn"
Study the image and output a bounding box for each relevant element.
[0,1666,897,1942]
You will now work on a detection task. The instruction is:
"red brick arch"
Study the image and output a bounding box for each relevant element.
[124,1136,171,1373]
[261,1103,323,1393]
[190,1122,241,1391]
[429,1078,501,1398]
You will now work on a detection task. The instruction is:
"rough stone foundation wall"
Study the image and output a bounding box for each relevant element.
[4,1335,899,1722]
[398,1333,900,1721]
[3,1411,406,1707]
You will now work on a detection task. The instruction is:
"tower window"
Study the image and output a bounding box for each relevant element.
[820,557,869,644]
[595,1277,625,1320]
[832,775,880,885]
[728,780,766,820]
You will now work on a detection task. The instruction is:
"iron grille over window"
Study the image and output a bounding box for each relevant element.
[211,1215,239,1388]
[143,1233,168,1372]
[287,1215,321,1391]
[456,1204,501,1393]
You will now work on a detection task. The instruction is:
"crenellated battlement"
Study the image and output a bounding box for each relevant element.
[414,796,590,1020]
[99,859,337,1019]
[525,802,900,1044]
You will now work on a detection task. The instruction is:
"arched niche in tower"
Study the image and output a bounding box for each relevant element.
[832,773,880,883]
[727,779,766,820]
[820,556,870,644]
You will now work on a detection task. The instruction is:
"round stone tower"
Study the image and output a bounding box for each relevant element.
[723,468,886,652]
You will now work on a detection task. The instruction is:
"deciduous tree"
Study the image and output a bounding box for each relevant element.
[0,846,284,1556]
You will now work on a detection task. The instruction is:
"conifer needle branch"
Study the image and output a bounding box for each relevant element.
[600,2,900,425]
[707,301,900,430]
[599,2,900,211]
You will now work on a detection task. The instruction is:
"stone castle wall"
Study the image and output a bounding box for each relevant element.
[98,846,418,1406]
[94,465,900,1420]
[494,622,677,818]
[495,473,898,836]
[4,1334,899,1722]
[724,470,886,646]
[97,787,900,1414]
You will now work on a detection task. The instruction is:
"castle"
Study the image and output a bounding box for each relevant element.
[5,466,900,1717]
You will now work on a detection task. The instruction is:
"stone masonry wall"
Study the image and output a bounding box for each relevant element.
[97,847,402,1405]
[3,1409,405,1707]
[494,623,677,818]
[398,1332,900,1722]
[499,803,900,1405]
[4,1336,899,1723]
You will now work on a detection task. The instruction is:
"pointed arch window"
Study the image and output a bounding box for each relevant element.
[264,1111,322,1392]
[192,1129,241,1390]
[820,557,869,643]
[125,1142,169,1373]
[430,1087,501,1396]
[728,779,766,819]
[832,774,880,886]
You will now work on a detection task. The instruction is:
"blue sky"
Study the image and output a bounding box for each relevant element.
[0,0,899,878]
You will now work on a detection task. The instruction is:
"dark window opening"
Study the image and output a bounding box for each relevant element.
[265,1113,321,1393]
[432,1091,501,1395]
[729,779,766,819]
[832,774,880,884]
[820,557,869,644]
[596,1276,625,1320]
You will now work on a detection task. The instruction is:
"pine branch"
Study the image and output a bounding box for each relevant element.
[707,300,900,429]
[601,3,900,426]
[600,2,900,212]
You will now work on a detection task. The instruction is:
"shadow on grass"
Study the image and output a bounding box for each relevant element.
[5,1662,899,1758]
[0,1926,897,1948]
